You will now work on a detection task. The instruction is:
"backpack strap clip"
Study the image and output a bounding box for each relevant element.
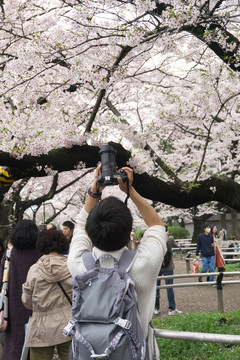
[62,320,76,337]
[82,251,119,270]
[115,317,132,330]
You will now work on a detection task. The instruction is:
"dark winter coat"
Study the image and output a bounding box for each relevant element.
[0,247,41,360]
[196,233,214,258]
[160,236,178,272]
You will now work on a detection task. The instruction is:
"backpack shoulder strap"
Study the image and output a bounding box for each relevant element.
[118,249,138,272]
[82,251,96,271]
[82,249,137,272]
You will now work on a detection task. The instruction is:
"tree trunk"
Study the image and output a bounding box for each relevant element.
[192,214,212,243]
[220,213,227,230]
[231,208,239,239]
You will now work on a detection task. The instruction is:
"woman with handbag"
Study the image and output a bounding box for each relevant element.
[0,220,42,360]
[211,225,225,272]
[22,228,72,360]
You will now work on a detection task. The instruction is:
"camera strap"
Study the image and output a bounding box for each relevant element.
[124,178,130,205]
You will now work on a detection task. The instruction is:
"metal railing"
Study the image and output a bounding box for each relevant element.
[154,328,240,344]
[157,271,240,312]
[183,252,240,273]
[154,270,240,345]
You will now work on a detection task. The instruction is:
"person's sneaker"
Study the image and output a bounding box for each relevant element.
[168,309,182,315]
[210,284,217,287]
[154,309,160,315]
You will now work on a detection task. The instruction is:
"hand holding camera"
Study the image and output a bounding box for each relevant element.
[117,167,133,195]
[85,144,164,228]
[88,145,131,201]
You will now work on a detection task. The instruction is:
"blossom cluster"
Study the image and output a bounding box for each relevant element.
[0,0,239,190]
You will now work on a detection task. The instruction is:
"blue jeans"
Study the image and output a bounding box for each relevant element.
[155,269,175,311]
[201,256,215,281]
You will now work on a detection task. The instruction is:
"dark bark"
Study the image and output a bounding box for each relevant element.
[192,214,212,243]
[220,212,227,230]
[184,24,240,72]
[231,208,239,239]
[0,143,130,179]
[153,2,240,72]
[14,174,59,221]
[0,142,240,210]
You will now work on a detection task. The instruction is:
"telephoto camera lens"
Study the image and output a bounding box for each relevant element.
[98,145,118,186]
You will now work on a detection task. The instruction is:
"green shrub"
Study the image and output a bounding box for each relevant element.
[134,229,146,239]
[168,226,190,239]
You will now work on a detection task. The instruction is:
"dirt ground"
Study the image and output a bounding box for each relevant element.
[154,255,240,317]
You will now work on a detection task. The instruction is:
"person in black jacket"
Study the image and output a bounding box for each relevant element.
[62,221,75,244]
[196,224,215,282]
[154,226,182,316]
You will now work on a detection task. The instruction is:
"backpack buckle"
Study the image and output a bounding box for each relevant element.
[62,320,75,336]
[115,317,132,330]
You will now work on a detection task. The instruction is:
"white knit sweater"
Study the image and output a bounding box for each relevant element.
[67,207,167,359]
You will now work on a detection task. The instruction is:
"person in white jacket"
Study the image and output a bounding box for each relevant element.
[67,165,167,359]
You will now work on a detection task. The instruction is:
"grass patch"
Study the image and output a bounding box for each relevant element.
[225,262,240,272]
[153,310,240,360]
[198,261,240,273]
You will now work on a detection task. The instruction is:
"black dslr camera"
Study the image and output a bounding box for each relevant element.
[98,145,128,186]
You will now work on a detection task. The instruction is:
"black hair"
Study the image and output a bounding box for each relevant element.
[85,196,133,251]
[10,219,38,250]
[62,220,75,230]
[37,229,69,254]
[203,223,210,230]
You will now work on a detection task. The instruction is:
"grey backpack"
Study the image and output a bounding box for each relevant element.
[63,250,145,359]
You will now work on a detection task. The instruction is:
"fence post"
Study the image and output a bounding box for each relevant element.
[179,248,183,260]
[217,272,224,312]
[184,255,191,274]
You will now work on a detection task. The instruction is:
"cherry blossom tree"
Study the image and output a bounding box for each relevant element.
[0,1,239,211]
[0,167,147,240]
[0,168,93,238]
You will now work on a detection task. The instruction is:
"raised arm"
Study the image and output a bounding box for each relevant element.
[84,164,104,214]
[118,167,165,227]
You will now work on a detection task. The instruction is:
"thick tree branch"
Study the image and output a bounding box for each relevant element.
[133,173,240,211]
[144,143,183,185]
[0,143,240,210]
[0,143,131,178]
[183,24,240,72]
[85,89,106,133]
[20,173,59,212]
[153,3,240,72]
[84,45,133,133]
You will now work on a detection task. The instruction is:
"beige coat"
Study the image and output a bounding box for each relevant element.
[213,236,225,266]
[22,255,72,347]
